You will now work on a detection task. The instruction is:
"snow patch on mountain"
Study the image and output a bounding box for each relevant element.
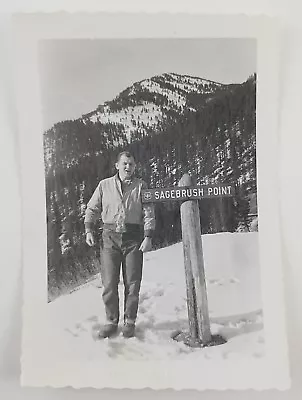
[86,103,164,141]
[166,72,222,93]
[140,80,187,108]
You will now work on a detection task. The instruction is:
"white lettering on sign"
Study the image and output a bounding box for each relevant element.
[208,186,232,196]
[142,185,234,202]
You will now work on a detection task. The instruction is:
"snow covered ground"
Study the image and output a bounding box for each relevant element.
[44,232,264,363]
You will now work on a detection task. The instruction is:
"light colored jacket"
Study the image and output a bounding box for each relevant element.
[84,174,155,237]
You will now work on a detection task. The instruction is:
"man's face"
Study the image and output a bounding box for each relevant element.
[116,155,136,180]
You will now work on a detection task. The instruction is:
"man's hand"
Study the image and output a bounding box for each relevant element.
[86,232,95,247]
[139,237,152,253]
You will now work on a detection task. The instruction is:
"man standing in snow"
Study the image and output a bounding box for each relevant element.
[84,151,155,338]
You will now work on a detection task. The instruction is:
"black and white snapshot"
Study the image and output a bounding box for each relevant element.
[40,38,261,363]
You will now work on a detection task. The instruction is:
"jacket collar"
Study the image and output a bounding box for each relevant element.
[114,173,137,198]
[115,172,136,185]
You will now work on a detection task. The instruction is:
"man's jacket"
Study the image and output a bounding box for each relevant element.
[84,174,155,237]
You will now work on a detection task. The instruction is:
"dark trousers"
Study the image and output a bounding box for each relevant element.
[101,226,144,326]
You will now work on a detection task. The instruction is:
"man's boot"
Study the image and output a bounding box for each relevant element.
[98,324,118,339]
[122,323,135,338]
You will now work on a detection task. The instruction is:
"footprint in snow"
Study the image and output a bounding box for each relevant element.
[139,292,150,304]
[253,351,264,358]
[153,288,165,297]
[86,315,98,322]
[139,305,147,314]
[64,328,79,337]
[208,278,220,285]
[208,277,239,285]
[139,286,165,304]
[208,278,225,285]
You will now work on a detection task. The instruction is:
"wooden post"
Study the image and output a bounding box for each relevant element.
[179,174,211,344]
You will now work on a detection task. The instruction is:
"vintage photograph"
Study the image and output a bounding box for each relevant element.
[14,13,289,390]
[41,37,261,359]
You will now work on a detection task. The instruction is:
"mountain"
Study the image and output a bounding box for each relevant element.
[81,72,228,140]
[44,72,257,296]
[44,73,232,174]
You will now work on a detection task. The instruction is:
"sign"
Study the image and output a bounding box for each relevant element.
[142,184,235,203]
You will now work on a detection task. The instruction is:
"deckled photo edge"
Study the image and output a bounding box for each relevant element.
[11,13,290,390]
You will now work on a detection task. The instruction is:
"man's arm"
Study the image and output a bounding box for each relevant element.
[139,203,155,252]
[139,182,155,253]
[143,203,156,238]
[141,181,156,238]
[84,182,103,234]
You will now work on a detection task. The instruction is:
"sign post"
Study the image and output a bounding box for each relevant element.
[179,174,211,345]
[142,175,235,348]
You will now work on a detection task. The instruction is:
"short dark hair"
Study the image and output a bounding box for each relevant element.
[116,151,135,162]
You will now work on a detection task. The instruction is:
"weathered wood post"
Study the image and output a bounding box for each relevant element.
[179,174,212,345]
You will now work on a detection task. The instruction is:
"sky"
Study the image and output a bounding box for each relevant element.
[38,38,256,131]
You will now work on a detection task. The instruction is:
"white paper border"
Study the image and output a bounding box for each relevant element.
[12,13,290,390]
